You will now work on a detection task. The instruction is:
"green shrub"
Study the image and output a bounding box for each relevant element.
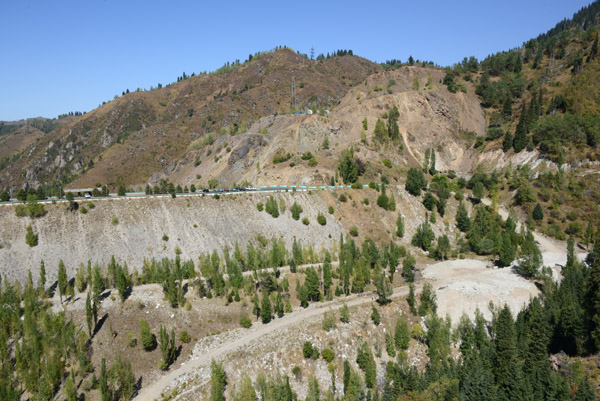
[162,234,169,241]
[25,225,38,247]
[291,202,303,220]
[240,314,252,328]
[317,213,326,226]
[349,226,359,237]
[257,202,264,212]
[383,159,393,168]
[339,194,347,202]
[322,310,336,332]
[302,217,309,225]
[328,206,334,214]
[127,332,137,347]
[179,331,191,343]
[321,348,335,363]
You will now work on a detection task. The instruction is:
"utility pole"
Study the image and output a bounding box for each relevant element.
[291,76,296,110]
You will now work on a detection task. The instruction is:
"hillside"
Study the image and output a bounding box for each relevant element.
[1,3,600,401]
[0,49,380,191]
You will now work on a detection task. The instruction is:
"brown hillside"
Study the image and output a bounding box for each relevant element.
[0,49,380,190]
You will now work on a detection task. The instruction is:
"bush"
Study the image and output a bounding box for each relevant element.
[240,314,252,328]
[383,159,393,168]
[321,348,335,363]
[340,303,350,323]
[328,206,334,214]
[322,310,336,332]
[349,226,359,237]
[302,342,319,359]
[339,194,347,202]
[127,332,137,347]
[302,217,309,225]
[25,225,38,247]
[265,196,279,217]
[257,202,264,212]
[291,202,303,220]
[317,212,326,226]
[179,331,191,343]
[162,234,169,241]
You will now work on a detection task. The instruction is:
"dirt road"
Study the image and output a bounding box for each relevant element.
[134,285,411,401]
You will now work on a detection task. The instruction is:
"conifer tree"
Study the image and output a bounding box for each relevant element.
[396,214,404,238]
[395,315,410,350]
[100,357,110,401]
[498,231,515,267]
[456,202,471,232]
[210,360,227,401]
[513,103,528,152]
[408,283,417,315]
[86,292,93,337]
[39,259,46,293]
[494,305,523,400]
[261,293,272,324]
[519,230,543,278]
[58,259,67,303]
[586,239,600,351]
[532,203,544,221]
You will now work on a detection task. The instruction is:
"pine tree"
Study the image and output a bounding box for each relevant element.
[139,318,156,350]
[513,103,528,152]
[396,214,404,238]
[395,315,410,350]
[261,293,272,324]
[376,273,392,305]
[503,131,513,152]
[58,259,67,303]
[456,202,471,232]
[39,259,46,293]
[566,236,576,269]
[498,231,515,267]
[232,374,256,401]
[86,292,93,337]
[210,359,227,401]
[65,376,77,401]
[532,203,544,221]
[573,376,596,401]
[459,359,497,401]
[494,305,523,400]
[306,375,320,401]
[502,97,512,117]
[374,118,387,142]
[523,298,552,400]
[371,304,381,325]
[408,283,417,315]
[518,230,543,278]
[586,238,600,351]
[100,357,110,401]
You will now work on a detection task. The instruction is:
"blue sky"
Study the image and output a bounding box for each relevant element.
[0,0,592,121]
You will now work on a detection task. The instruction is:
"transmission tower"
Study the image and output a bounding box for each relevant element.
[310,46,315,60]
[291,76,296,109]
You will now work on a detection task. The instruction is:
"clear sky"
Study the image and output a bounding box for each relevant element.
[0,0,592,121]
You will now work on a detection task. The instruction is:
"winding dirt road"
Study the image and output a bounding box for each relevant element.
[134,285,412,401]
